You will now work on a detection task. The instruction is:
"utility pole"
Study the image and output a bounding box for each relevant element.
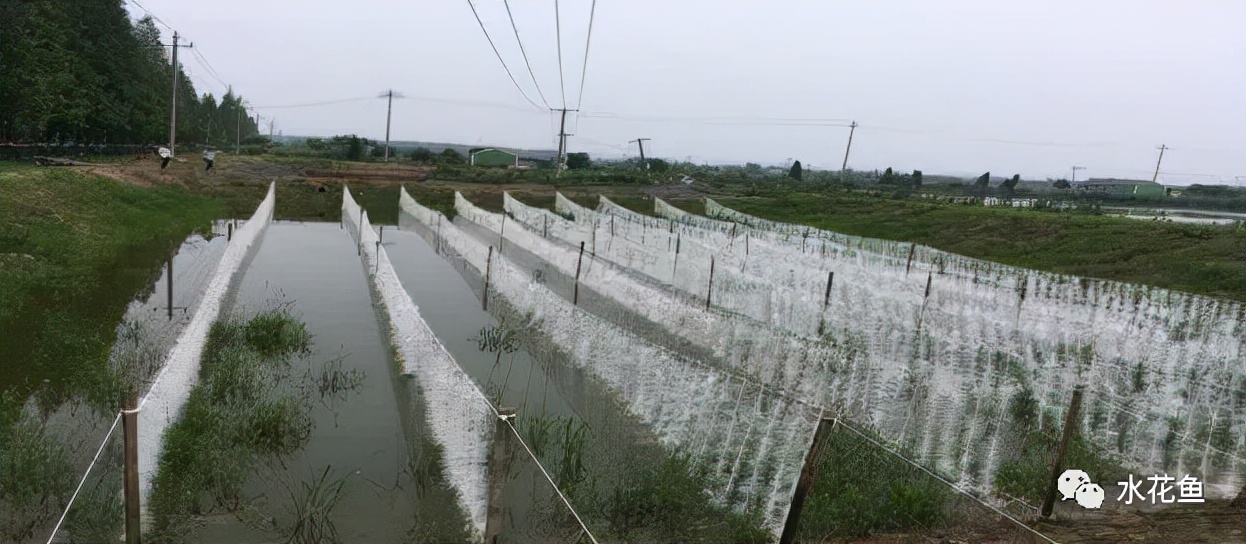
[164,32,193,157]
[1152,144,1168,183]
[268,118,275,141]
[1071,165,1085,184]
[630,138,651,168]
[553,108,578,173]
[379,90,406,162]
[840,121,858,176]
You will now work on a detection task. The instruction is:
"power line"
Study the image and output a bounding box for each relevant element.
[574,0,598,109]
[465,0,544,110]
[191,48,227,86]
[579,112,855,127]
[249,97,376,109]
[554,0,567,108]
[249,94,547,113]
[502,0,550,109]
[126,0,173,30]
[190,49,229,92]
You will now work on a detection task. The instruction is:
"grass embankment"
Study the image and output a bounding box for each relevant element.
[0,164,223,414]
[715,192,1246,302]
[147,308,314,541]
[0,164,224,541]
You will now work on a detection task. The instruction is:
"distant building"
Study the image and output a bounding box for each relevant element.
[1078,178,1166,198]
[469,148,519,168]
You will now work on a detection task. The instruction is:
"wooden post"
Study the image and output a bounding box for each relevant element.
[817,271,835,336]
[745,231,750,257]
[924,271,933,299]
[379,225,383,245]
[706,256,715,310]
[905,243,916,276]
[779,417,836,544]
[499,214,506,256]
[573,241,585,305]
[166,256,173,320]
[485,407,517,544]
[610,214,615,237]
[671,233,681,280]
[823,271,835,311]
[123,389,141,544]
[375,241,381,274]
[543,215,548,238]
[483,246,493,311]
[227,221,233,241]
[1041,386,1085,518]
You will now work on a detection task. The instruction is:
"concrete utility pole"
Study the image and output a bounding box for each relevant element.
[1071,166,1085,184]
[553,108,578,172]
[840,121,858,175]
[1152,144,1168,183]
[379,90,406,162]
[165,32,193,157]
[630,137,651,167]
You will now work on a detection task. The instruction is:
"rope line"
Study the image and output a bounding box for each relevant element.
[45,413,123,544]
[505,418,600,544]
[832,418,1060,544]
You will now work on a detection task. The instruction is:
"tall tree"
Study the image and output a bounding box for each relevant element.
[0,2,257,146]
[1001,174,1021,198]
[974,172,991,196]
[788,160,803,181]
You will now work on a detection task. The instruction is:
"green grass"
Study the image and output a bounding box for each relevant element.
[716,191,1246,301]
[0,165,224,415]
[147,309,313,540]
[796,424,955,541]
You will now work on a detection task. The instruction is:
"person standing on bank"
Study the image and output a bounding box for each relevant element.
[156,146,172,169]
[203,147,216,172]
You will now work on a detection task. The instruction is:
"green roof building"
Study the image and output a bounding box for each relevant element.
[469,148,518,168]
[1081,178,1166,199]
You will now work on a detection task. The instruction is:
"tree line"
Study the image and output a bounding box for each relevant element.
[0,0,257,147]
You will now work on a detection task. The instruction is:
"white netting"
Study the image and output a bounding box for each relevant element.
[413,189,820,537]
[343,187,493,538]
[138,183,276,512]
[506,191,1246,499]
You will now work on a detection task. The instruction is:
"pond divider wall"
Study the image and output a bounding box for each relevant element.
[342,187,492,538]
[411,188,820,538]
[137,182,275,519]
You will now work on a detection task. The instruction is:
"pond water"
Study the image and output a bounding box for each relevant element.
[192,221,436,543]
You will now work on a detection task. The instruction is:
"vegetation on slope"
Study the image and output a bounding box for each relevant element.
[0,166,222,414]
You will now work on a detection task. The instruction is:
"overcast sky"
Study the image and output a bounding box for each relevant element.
[128,0,1244,183]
